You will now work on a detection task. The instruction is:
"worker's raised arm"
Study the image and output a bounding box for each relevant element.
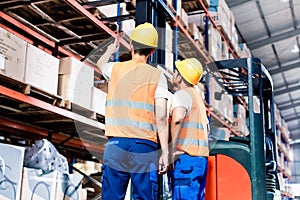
[155,97,169,174]
[96,39,119,73]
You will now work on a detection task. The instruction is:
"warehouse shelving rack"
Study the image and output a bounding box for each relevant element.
[0,0,284,199]
[0,0,244,157]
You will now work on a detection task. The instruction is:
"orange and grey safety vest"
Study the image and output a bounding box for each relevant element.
[176,87,209,157]
[105,60,162,143]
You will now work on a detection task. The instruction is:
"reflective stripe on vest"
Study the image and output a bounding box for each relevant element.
[105,61,161,143]
[106,100,155,112]
[176,87,209,157]
[181,122,207,131]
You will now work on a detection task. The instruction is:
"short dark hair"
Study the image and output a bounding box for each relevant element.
[132,41,155,56]
[175,69,193,86]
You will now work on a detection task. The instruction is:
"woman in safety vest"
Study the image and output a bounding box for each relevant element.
[97,22,169,200]
[170,58,209,200]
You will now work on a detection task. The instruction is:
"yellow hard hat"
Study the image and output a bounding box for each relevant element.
[175,58,203,85]
[130,22,158,47]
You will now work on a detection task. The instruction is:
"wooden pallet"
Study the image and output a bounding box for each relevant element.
[0,73,63,107]
[59,100,99,120]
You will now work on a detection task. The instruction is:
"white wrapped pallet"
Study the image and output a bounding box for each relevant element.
[0,143,25,200]
[21,168,58,200]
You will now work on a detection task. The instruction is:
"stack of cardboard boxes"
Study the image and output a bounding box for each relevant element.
[209,76,233,123]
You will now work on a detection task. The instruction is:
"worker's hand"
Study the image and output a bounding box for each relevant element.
[107,38,119,53]
[158,151,169,174]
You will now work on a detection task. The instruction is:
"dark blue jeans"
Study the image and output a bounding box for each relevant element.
[102,137,158,200]
[172,154,208,200]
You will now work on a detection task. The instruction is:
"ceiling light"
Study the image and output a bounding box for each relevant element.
[280,0,289,2]
[291,44,299,53]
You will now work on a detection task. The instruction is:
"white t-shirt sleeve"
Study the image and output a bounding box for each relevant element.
[154,73,168,99]
[101,62,116,81]
[171,90,192,114]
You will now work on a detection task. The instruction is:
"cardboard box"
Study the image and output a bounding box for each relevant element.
[165,51,174,73]
[222,41,229,60]
[208,76,233,122]
[179,8,188,26]
[245,96,260,113]
[97,3,135,37]
[165,23,173,52]
[230,10,235,41]
[0,26,27,82]
[188,23,200,40]
[91,86,107,116]
[55,173,83,200]
[24,43,59,95]
[207,26,222,60]
[58,57,94,110]
[0,143,25,200]
[233,104,249,135]
[209,0,231,37]
[188,0,231,37]
[238,43,251,58]
[231,26,239,52]
[21,167,58,200]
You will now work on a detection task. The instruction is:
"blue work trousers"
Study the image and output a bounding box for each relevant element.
[102,137,158,200]
[172,154,208,200]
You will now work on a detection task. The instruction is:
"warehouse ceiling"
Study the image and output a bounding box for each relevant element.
[226,0,300,142]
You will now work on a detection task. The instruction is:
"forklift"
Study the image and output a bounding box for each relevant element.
[205,58,281,200]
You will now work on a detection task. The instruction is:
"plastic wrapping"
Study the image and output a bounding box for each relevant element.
[24,139,69,174]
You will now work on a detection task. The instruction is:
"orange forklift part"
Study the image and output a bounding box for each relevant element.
[205,155,251,200]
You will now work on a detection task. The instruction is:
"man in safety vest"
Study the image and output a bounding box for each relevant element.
[97,22,169,200]
[170,58,209,200]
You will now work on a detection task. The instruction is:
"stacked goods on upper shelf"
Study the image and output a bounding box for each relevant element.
[274,104,293,198]
[24,43,59,95]
[188,0,231,39]
[58,57,94,111]
[179,8,189,27]
[238,43,252,58]
[245,96,260,114]
[188,23,202,42]
[165,23,174,73]
[0,27,59,95]
[208,0,231,39]
[222,41,230,60]
[97,3,135,37]
[230,21,239,53]
[233,103,249,136]
[207,26,222,60]
[0,26,27,82]
[208,75,233,123]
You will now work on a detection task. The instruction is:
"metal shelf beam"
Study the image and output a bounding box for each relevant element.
[0,85,105,130]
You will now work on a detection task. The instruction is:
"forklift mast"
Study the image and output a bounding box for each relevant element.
[206,58,280,200]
